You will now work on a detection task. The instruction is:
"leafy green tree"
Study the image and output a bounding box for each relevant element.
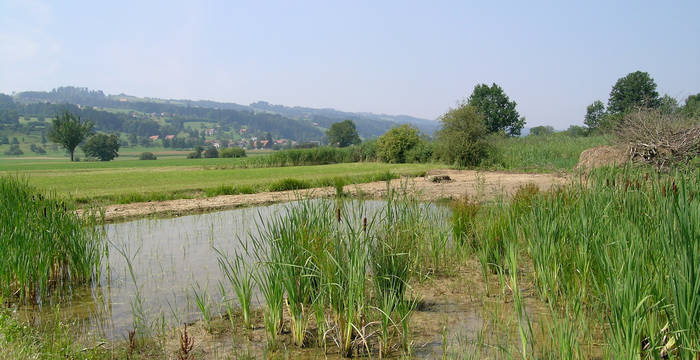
[436,104,490,167]
[376,124,421,163]
[608,71,660,114]
[48,111,94,161]
[3,144,23,156]
[82,133,120,161]
[566,125,588,137]
[326,120,361,147]
[682,93,700,118]
[658,94,679,114]
[529,125,555,136]
[584,100,606,130]
[204,146,219,158]
[467,83,524,136]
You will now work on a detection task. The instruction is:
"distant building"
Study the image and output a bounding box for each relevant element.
[239,128,247,134]
[206,128,215,136]
[164,135,176,140]
[148,135,160,141]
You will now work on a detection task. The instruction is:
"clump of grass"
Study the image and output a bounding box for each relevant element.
[205,184,256,197]
[267,178,312,192]
[0,176,104,303]
[465,166,700,357]
[216,249,254,329]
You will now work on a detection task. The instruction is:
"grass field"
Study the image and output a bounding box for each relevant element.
[1,160,435,204]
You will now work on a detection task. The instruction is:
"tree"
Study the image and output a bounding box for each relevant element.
[584,100,606,130]
[529,126,555,136]
[204,146,219,158]
[436,104,490,167]
[682,93,700,118]
[48,111,94,161]
[376,124,421,163]
[658,95,679,115]
[467,83,524,136]
[82,133,120,161]
[326,120,361,147]
[608,71,660,114]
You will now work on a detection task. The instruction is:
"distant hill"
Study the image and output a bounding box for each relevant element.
[13,86,438,140]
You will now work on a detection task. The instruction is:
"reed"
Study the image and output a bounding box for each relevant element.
[216,249,254,329]
[0,176,104,303]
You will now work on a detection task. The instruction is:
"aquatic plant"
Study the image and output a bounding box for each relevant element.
[0,176,104,303]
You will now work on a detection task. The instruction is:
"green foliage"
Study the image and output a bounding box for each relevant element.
[204,146,219,158]
[584,100,606,130]
[467,83,524,136]
[376,124,421,163]
[82,133,120,161]
[486,133,608,172]
[187,145,203,159]
[467,169,700,358]
[219,147,246,158]
[529,125,555,136]
[608,71,660,114]
[48,111,94,161]
[436,104,491,167]
[326,119,361,147]
[683,93,700,118]
[0,177,103,303]
[659,94,680,114]
[4,144,23,156]
[566,125,589,137]
[268,178,312,192]
[139,151,157,160]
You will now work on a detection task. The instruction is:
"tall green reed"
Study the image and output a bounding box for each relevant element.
[0,176,104,303]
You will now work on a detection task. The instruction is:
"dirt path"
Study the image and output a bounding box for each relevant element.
[97,169,567,222]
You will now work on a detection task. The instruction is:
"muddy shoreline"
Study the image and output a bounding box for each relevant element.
[91,169,567,222]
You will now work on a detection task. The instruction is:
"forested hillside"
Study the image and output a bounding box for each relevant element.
[8,87,436,142]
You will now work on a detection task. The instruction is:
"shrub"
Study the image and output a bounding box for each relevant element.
[220,147,246,158]
[4,144,23,156]
[436,104,491,167]
[204,146,219,158]
[139,152,157,160]
[376,124,421,163]
[268,178,312,192]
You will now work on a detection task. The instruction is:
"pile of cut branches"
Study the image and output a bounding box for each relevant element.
[615,108,700,168]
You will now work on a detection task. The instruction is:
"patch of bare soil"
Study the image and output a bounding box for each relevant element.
[96,169,567,222]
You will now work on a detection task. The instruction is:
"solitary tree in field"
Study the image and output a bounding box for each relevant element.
[326,120,361,147]
[82,133,120,161]
[608,71,660,114]
[467,83,525,136]
[48,111,94,161]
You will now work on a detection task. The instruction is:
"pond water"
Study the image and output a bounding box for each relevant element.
[20,200,405,340]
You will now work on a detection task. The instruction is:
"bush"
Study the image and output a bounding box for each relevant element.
[204,146,219,158]
[405,140,434,163]
[268,178,312,192]
[220,147,246,158]
[187,146,203,159]
[376,125,421,163]
[3,144,23,156]
[139,152,157,160]
[436,104,491,167]
[82,133,120,161]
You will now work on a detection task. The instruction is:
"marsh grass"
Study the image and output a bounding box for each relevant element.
[457,166,700,358]
[0,176,104,303]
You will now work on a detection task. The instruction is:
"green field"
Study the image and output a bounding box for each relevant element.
[1,159,435,204]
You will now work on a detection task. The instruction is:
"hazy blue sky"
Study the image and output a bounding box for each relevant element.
[1,0,699,127]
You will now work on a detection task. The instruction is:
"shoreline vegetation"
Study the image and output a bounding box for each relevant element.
[1,164,698,359]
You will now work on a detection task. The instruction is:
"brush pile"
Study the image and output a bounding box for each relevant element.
[615,108,700,168]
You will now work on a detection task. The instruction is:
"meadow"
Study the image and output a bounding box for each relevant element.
[0,158,435,204]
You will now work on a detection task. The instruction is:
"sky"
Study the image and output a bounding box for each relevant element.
[1,1,699,128]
